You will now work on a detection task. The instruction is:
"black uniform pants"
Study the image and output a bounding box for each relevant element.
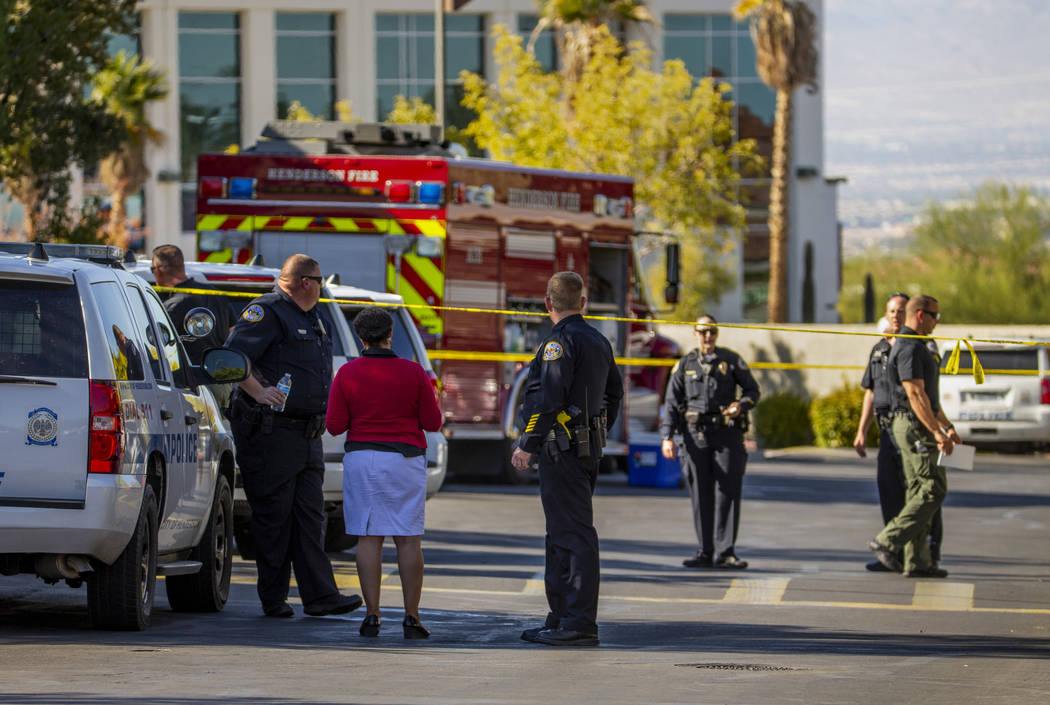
[876,424,944,559]
[232,421,339,609]
[537,439,601,634]
[678,428,746,561]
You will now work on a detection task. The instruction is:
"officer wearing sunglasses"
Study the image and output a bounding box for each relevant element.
[660,315,760,570]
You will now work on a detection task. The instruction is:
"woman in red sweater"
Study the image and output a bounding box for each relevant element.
[325,306,443,639]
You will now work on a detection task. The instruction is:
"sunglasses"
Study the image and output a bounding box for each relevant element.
[922,309,941,321]
[150,264,161,273]
[695,327,718,335]
[302,275,324,284]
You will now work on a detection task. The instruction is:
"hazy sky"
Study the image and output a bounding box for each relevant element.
[824,0,1050,227]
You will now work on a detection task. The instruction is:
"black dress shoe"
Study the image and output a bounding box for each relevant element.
[521,624,558,642]
[905,567,949,578]
[359,614,381,637]
[865,560,897,572]
[533,628,600,647]
[682,554,714,568]
[867,539,902,572]
[263,602,294,618]
[303,593,363,616]
[715,555,748,569]
[403,615,430,639]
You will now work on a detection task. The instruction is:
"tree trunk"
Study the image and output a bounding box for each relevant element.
[110,189,128,249]
[766,87,792,323]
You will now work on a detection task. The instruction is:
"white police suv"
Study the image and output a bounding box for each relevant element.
[0,242,249,630]
[127,259,447,556]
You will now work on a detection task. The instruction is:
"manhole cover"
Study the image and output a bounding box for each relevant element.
[675,663,804,672]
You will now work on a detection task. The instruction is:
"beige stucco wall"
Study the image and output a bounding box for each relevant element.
[655,323,1050,399]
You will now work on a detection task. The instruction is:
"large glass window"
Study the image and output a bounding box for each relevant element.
[92,282,147,382]
[375,13,484,128]
[178,12,241,204]
[0,281,87,378]
[276,13,336,119]
[662,13,774,127]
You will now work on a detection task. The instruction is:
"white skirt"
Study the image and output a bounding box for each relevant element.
[342,449,426,536]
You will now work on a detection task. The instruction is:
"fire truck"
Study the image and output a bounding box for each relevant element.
[196,122,680,482]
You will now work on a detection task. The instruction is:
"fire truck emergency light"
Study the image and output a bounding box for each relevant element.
[385,180,414,202]
[199,177,227,199]
[416,181,444,204]
[228,177,257,199]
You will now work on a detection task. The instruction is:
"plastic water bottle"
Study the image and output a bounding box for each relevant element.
[273,373,292,412]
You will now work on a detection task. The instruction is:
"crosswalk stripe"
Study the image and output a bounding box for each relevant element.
[912,581,974,610]
[522,572,546,595]
[724,578,790,604]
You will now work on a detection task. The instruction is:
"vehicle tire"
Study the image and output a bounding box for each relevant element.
[324,515,358,553]
[87,485,158,631]
[166,475,234,612]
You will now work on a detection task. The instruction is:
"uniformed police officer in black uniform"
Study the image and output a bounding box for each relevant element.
[225,254,362,618]
[661,315,760,570]
[869,294,960,578]
[511,272,623,647]
[854,293,943,571]
[152,244,238,409]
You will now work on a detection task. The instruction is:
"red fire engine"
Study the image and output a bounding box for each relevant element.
[196,122,679,482]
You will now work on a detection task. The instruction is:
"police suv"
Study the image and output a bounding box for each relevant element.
[127,259,447,555]
[0,243,249,630]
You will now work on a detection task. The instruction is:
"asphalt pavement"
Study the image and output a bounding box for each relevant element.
[1,448,1047,705]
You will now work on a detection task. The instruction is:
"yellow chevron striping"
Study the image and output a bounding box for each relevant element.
[387,219,406,235]
[387,262,443,336]
[327,217,362,231]
[403,253,444,301]
[282,216,313,230]
[237,217,255,231]
[203,250,233,263]
[411,219,447,237]
[197,214,227,230]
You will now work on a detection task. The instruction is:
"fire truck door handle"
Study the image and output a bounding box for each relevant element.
[160,409,174,421]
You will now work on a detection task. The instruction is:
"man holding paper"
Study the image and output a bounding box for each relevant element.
[868,295,961,579]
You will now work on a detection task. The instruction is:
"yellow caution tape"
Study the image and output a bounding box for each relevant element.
[154,285,1049,381]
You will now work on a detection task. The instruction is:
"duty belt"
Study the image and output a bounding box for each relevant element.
[272,412,326,438]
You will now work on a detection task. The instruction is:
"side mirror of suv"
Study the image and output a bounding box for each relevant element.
[200,348,250,384]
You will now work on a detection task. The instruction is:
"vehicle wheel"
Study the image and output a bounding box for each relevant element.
[324,515,358,553]
[88,485,158,631]
[233,520,257,560]
[166,475,234,612]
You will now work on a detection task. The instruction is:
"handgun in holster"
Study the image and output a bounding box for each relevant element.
[553,410,574,452]
[260,406,274,435]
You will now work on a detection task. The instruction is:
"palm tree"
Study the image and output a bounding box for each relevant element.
[530,0,655,84]
[91,50,168,250]
[734,0,817,322]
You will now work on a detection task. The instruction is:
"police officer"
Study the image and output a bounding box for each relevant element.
[854,293,943,571]
[868,295,960,578]
[511,272,623,647]
[225,254,362,618]
[661,315,760,570]
[152,244,237,409]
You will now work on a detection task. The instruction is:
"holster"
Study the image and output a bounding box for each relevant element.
[305,415,325,440]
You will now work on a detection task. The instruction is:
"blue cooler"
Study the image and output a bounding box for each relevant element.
[627,434,681,488]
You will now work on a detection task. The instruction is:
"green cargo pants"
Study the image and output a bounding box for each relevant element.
[875,414,947,572]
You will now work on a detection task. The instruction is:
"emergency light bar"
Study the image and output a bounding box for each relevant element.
[228,177,257,199]
[384,180,445,205]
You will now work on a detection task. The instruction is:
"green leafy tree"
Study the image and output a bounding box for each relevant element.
[839,183,1050,324]
[91,51,168,249]
[0,0,136,240]
[735,0,818,322]
[460,28,761,312]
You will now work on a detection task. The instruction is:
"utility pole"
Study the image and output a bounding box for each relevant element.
[434,0,445,134]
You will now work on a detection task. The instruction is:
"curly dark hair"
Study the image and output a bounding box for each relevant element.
[353,306,394,346]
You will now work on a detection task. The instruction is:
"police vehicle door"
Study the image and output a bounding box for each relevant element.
[126,284,203,548]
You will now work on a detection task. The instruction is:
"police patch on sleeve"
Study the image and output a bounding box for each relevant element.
[242,304,265,322]
[542,341,563,361]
